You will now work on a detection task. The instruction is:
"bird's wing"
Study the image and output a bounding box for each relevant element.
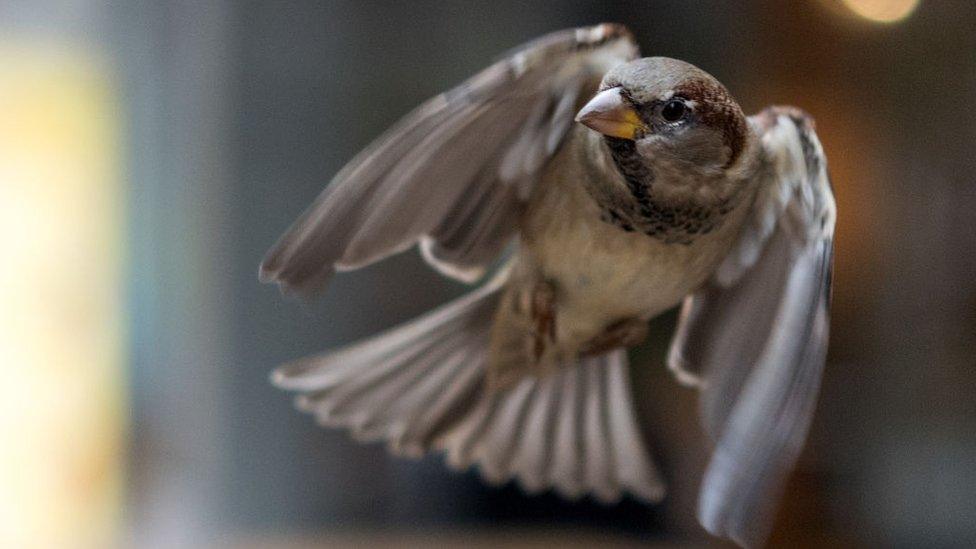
[666,107,836,548]
[260,24,639,294]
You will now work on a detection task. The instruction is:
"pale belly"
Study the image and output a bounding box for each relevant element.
[519,167,748,349]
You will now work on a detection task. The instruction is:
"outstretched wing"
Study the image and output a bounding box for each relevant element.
[667,107,836,548]
[260,24,638,294]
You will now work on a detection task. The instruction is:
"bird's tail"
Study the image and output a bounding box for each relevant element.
[272,272,665,504]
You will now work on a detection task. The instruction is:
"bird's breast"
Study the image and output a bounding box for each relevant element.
[519,144,751,347]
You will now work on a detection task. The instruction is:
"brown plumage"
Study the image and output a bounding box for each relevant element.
[261,24,835,549]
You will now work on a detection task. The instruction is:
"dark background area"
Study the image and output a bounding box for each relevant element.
[3,1,974,547]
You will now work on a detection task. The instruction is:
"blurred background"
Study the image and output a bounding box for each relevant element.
[2,0,974,547]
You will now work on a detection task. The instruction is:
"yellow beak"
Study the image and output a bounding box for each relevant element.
[575,87,644,140]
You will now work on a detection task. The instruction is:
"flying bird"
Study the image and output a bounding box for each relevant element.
[260,24,835,548]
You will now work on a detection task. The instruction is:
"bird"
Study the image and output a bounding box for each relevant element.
[259,23,835,548]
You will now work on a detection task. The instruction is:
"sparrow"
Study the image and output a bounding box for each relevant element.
[260,24,835,549]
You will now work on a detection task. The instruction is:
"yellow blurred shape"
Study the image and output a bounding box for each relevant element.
[841,0,920,23]
[0,46,124,548]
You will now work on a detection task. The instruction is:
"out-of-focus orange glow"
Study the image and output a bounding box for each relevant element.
[0,46,124,548]
[841,0,920,23]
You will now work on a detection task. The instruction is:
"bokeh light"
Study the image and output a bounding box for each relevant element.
[0,46,124,548]
[841,0,920,23]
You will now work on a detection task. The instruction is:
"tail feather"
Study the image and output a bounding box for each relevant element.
[551,365,586,498]
[582,364,616,502]
[272,274,665,504]
[394,351,484,456]
[508,373,558,492]
[605,352,667,502]
[472,381,537,484]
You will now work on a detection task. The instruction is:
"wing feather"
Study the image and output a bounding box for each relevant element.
[667,107,836,547]
[261,24,639,294]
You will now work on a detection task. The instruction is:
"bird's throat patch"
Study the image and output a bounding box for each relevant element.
[600,137,731,244]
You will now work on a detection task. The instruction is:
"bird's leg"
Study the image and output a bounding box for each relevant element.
[486,277,559,391]
[526,280,557,362]
[580,317,648,357]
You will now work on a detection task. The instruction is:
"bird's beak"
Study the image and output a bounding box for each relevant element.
[575,87,644,140]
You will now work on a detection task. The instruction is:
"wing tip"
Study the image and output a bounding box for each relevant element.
[258,257,334,300]
[257,258,279,284]
[258,238,294,283]
[268,367,290,388]
[697,509,769,549]
[270,362,318,391]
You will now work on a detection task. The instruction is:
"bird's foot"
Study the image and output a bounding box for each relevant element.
[580,317,648,356]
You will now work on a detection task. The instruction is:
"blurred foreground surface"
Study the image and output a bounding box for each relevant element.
[1,1,974,547]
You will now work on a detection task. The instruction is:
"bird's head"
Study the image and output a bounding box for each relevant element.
[576,57,748,173]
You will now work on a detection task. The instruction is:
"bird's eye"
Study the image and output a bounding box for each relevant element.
[661,99,687,122]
